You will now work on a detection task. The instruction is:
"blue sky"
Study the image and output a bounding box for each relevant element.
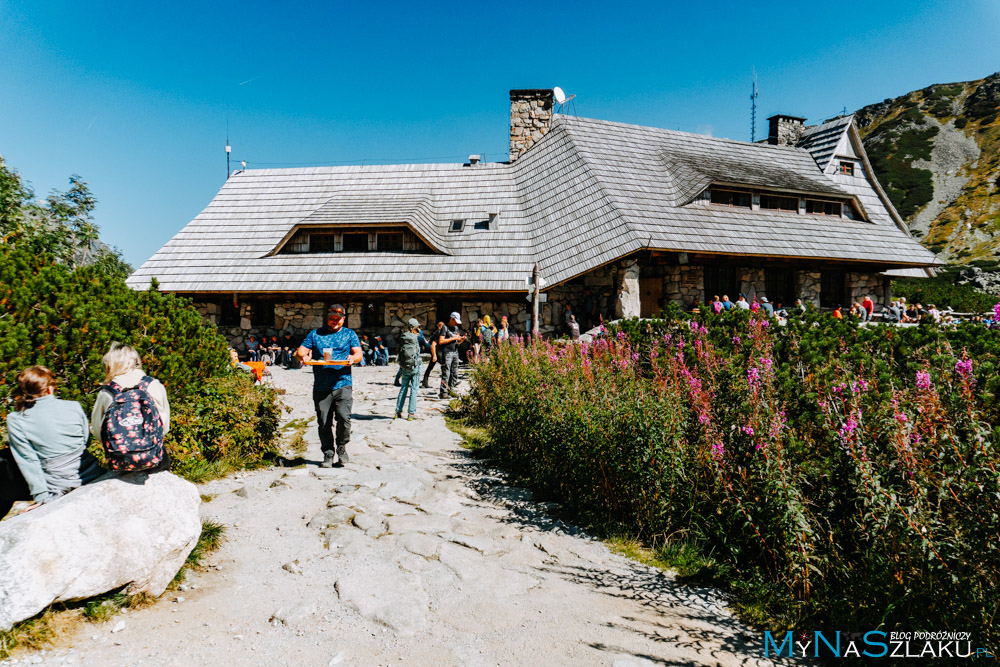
[1,0,998,266]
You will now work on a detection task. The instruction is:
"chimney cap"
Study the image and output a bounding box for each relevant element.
[766,114,806,122]
[467,154,481,165]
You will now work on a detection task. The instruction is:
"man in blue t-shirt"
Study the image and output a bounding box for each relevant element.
[296,304,363,468]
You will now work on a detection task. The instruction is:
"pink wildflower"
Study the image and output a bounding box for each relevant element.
[955,358,973,379]
[915,371,932,391]
[747,367,761,386]
[732,335,741,346]
[741,425,754,436]
[710,441,725,462]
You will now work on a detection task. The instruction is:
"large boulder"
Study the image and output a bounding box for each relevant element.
[0,471,201,630]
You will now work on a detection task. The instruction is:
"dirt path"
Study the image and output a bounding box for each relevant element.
[14,365,778,667]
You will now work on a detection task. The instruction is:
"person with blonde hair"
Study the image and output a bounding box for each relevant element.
[90,343,172,471]
[1,366,104,518]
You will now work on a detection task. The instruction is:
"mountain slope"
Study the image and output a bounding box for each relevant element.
[855,72,1000,262]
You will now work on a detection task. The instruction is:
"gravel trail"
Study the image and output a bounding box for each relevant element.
[15,365,778,667]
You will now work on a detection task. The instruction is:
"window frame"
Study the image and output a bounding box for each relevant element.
[805,199,843,216]
[759,193,800,212]
[839,161,855,176]
[449,219,465,233]
[341,232,369,252]
[376,231,404,252]
[709,188,752,209]
[308,233,337,253]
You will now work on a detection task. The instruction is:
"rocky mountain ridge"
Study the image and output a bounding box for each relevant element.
[854,71,1000,263]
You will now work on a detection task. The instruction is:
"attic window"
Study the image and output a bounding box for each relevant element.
[806,199,842,216]
[710,189,751,208]
[760,194,799,212]
[449,219,465,232]
[376,232,403,251]
[839,161,855,176]
[309,233,337,253]
[342,233,369,252]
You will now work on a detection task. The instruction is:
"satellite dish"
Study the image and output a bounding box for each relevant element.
[553,86,576,113]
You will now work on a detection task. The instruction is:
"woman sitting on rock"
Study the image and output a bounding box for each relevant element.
[90,343,172,472]
[1,366,105,518]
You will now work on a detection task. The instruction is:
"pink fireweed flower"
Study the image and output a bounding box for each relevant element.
[760,319,769,328]
[631,353,640,363]
[698,413,710,425]
[955,358,973,379]
[689,320,699,331]
[617,331,626,342]
[838,416,858,440]
[710,440,725,461]
[732,335,741,346]
[915,371,932,391]
[649,349,658,361]
[747,367,761,386]
[741,425,754,436]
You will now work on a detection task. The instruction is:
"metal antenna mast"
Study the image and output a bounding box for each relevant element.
[225,119,232,180]
[750,68,759,142]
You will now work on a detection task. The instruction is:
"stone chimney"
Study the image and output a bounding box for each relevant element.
[767,114,806,146]
[509,89,554,162]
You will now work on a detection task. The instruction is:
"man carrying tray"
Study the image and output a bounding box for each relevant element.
[296,304,363,468]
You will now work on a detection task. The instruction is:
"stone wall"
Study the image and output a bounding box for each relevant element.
[509,89,554,163]
[191,265,893,351]
[796,270,821,306]
[847,272,891,306]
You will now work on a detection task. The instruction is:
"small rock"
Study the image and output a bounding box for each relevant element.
[178,584,189,592]
[233,486,252,498]
[111,621,126,633]
[282,561,303,575]
[174,596,185,603]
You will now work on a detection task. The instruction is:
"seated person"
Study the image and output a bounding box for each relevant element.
[1,366,105,519]
[373,336,389,366]
[245,335,261,361]
[280,331,299,368]
[359,335,372,366]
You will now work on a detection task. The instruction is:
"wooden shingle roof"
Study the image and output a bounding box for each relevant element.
[128,114,939,294]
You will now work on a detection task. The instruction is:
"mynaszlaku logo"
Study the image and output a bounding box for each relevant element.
[763,631,993,659]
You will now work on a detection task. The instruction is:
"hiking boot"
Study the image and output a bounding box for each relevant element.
[421,381,429,388]
[407,414,416,421]
[337,448,350,464]
[321,451,336,468]
[394,411,402,419]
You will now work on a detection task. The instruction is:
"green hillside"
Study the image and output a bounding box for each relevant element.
[855,72,1000,262]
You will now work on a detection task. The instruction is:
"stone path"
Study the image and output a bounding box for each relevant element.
[12,366,779,666]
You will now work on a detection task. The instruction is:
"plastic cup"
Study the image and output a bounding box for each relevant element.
[323,348,332,361]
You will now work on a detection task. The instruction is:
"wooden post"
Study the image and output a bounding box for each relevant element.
[532,263,540,338]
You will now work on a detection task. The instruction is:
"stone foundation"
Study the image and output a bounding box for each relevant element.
[192,262,892,350]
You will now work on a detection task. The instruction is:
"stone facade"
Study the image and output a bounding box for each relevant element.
[509,89,553,163]
[194,260,892,351]
[615,259,640,319]
[847,272,891,306]
[796,270,822,306]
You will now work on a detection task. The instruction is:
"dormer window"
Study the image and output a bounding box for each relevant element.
[710,189,751,208]
[342,233,368,252]
[760,194,799,212]
[309,233,337,252]
[376,231,403,251]
[449,219,465,232]
[839,161,855,176]
[806,199,842,216]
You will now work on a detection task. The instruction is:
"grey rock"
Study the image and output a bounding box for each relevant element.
[335,564,429,634]
[0,472,200,631]
[307,506,356,530]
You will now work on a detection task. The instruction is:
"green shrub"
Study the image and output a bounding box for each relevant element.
[467,311,1000,642]
[0,245,282,480]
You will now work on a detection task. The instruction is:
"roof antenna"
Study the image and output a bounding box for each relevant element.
[553,86,577,115]
[750,67,759,142]
[225,118,232,180]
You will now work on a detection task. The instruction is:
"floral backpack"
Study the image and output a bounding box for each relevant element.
[100,376,165,472]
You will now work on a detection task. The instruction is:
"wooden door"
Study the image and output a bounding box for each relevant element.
[640,277,663,318]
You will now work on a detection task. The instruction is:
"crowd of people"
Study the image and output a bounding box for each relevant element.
[1,343,171,520]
